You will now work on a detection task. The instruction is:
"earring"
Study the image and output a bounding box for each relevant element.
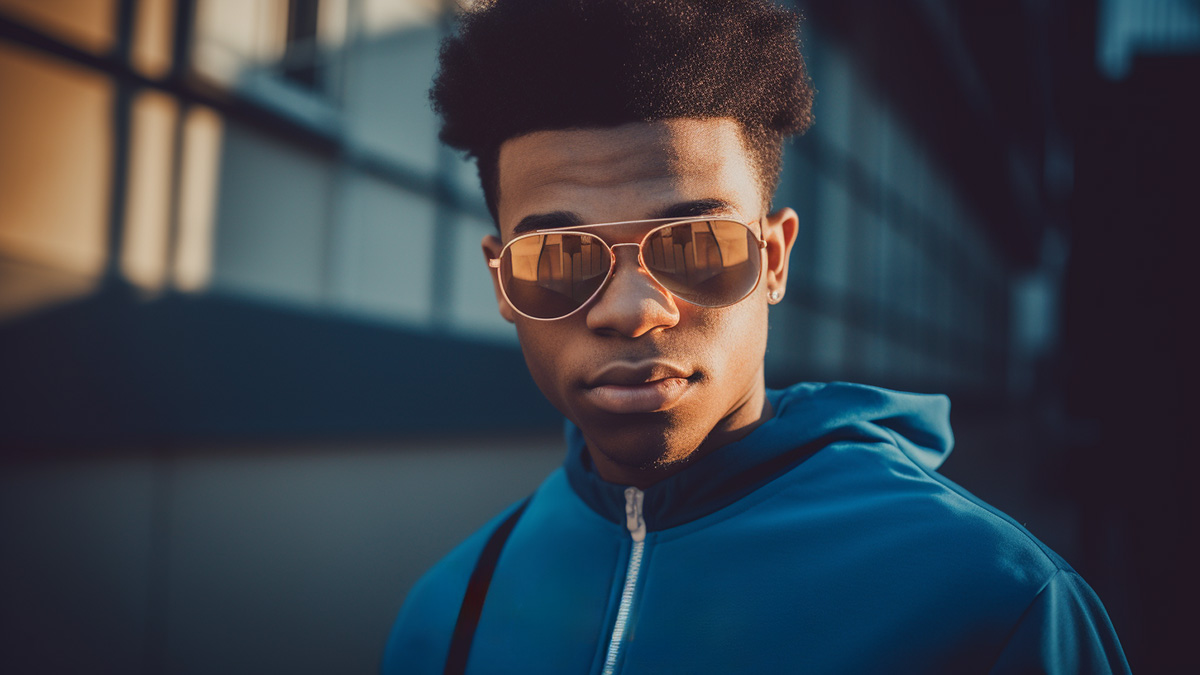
[768,290,781,303]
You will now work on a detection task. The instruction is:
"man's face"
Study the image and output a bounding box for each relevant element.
[483,119,797,486]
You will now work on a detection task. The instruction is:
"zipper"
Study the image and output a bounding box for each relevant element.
[602,486,646,675]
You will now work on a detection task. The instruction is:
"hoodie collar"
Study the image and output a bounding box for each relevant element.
[563,381,954,532]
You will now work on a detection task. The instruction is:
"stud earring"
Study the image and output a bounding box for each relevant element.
[768,290,781,303]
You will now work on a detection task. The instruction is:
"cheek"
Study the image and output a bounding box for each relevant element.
[514,322,575,410]
[514,322,552,377]
[697,302,769,377]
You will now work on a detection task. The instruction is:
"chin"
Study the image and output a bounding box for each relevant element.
[584,410,708,468]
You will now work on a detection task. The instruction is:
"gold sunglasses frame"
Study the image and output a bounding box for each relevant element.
[487,216,767,321]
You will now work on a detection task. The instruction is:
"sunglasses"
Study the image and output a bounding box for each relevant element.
[488,217,766,321]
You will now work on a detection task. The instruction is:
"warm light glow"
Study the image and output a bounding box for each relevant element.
[122,90,179,291]
[359,0,442,36]
[0,44,111,277]
[0,0,117,54]
[132,0,176,78]
[318,0,349,49]
[173,106,223,292]
[192,0,288,84]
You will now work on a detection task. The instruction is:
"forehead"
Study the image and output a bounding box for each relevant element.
[495,119,760,237]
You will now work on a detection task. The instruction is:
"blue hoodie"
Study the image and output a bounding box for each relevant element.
[384,382,1129,674]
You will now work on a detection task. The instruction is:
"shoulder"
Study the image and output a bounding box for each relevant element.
[988,568,1131,674]
[766,436,1071,611]
[381,496,531,675]
[761,441,1129,669]
[879,441,1071,581]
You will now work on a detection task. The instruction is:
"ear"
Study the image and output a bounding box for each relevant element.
[482,234,516,323]
[761,206,799,304]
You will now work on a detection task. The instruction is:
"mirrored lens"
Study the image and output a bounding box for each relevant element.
[500,232,611,319]
[642,220,761,307]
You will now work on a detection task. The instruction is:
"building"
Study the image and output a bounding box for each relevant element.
[3,0,1194,671]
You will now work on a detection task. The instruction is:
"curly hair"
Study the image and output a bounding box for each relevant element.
[430,0,815,223]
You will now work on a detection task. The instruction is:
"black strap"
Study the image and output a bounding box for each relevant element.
[443,496,532,675]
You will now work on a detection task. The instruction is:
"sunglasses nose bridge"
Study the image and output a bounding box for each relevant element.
[609,241,650,276]
[603,241,673,298]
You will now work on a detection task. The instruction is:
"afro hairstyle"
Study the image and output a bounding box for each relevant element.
[429,0,815,223]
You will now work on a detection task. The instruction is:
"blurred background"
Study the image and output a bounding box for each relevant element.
[0,0,1195,672]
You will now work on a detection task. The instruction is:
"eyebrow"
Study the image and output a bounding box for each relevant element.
[650,198,738,221]
[512,211,583,236]
[510,198,739,236]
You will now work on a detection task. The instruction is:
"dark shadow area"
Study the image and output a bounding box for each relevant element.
[1061,53,1200,673]
[0,285,559,454]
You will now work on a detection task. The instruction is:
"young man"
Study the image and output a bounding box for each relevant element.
[384,1,1129,672]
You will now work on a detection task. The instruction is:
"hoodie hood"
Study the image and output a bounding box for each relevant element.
[564,381,954,531]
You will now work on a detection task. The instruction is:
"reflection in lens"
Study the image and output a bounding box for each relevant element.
[501,233,610,319]
[643,220,759,307]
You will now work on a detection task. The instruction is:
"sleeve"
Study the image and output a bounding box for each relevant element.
[988,569,1131,675]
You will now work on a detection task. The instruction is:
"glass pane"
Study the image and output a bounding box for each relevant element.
[0,44,112,278]
[0,0,116,54]
[448,213,516,342]
[132,0,176,78]
[192,0,350,94]
[192,0,287,85]
[122,90,179,290]
[174,106,223,292]
[328,169,437,323]
[360,0,441,37]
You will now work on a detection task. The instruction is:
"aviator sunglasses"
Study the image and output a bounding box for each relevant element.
[488,216,767,320]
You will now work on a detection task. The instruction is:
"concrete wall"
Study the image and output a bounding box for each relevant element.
[1,435,563,674]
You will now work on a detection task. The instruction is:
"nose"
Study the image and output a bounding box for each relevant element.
[585,244,680,337]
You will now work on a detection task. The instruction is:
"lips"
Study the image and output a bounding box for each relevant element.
[582,360,694,414]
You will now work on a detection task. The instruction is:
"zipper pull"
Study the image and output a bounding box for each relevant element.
[623,487,646,543]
